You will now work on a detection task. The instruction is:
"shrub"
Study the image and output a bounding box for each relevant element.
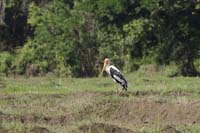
[0,52,13,75]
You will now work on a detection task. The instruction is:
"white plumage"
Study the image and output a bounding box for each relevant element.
[105,65,120,75]
[101,58,128,92]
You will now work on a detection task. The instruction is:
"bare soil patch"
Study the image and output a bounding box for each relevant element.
[78,95,200,126]
[161,125,181,133]
[78,123,134,133]
[0,127,9,133]
[0,111,75,126]
[30,126,50,133]
[98,90,193,97]
[0,92,200,130]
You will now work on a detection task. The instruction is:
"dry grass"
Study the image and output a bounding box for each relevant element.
[0,73,200,132]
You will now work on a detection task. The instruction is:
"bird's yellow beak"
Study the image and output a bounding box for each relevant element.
[99,58,110,77]
[100,63,106,77]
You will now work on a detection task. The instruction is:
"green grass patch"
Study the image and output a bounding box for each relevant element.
[1,73,200,96]
[0,73,200,132]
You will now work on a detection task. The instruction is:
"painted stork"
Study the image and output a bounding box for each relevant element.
[100,58,128,93]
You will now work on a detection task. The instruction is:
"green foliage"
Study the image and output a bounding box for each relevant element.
[159,64,179,77]
[97,26,124,67]
[194,59,200,72]
[123,18,155,64]
[24,0,99,77]
[97,0,123,21]
[21,1,74,76]
[0,52,13,75]
[141,0,200,76]
[140,0,160,12]
[196,3,200,9]
[12,39,48,75]
[1,0,200,77]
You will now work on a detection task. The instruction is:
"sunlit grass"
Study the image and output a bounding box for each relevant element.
[1,72,200,96]
[0,76,115,94]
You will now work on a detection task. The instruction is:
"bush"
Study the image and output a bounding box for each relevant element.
[0,52,13,75]
[12,39,54,76]
[193,59,200,75]
[159,64,179,77]
[137,64,179,77]
[137,64,159,76]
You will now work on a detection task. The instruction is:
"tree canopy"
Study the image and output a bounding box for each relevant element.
[0,0,200,77]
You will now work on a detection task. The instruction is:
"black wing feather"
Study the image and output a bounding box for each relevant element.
[110,67,128,90]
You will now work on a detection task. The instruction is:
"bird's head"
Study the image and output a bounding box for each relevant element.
[100,58,110,77]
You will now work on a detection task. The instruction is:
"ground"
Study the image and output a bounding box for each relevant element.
[0,72,200,132]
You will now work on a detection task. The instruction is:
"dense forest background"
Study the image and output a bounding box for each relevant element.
[0,0,200,77]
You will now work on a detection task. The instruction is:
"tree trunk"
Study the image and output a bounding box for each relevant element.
[0,0,5,26]
[181,55,199,77]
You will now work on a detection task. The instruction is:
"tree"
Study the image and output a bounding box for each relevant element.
[139,0,200,76]
[0,0,5,26]
[0,0,33,51]
[15,0,99,77]
[1,0,200,77]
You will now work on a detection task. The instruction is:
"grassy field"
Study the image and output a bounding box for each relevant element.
[0,72,200,132]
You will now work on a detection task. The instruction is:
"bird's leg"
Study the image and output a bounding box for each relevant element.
[116,85,122,95]
[116,86,119,94]
[117,89,121,95]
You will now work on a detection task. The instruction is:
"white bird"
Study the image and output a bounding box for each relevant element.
[100,58,128,93]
